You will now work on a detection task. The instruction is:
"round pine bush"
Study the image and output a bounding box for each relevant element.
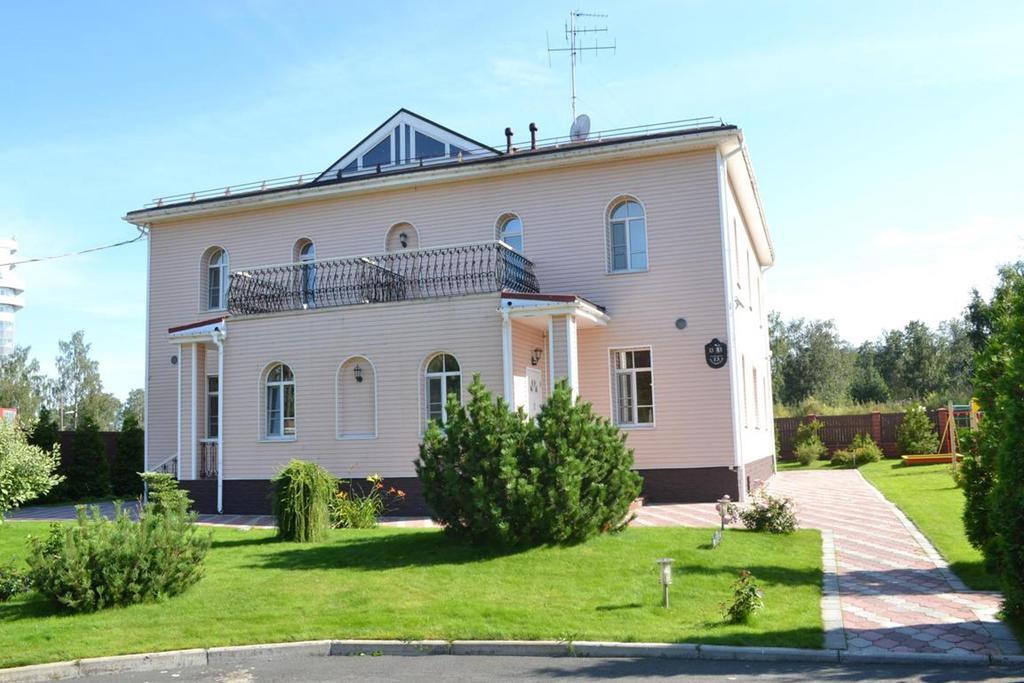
[897,405,939,455]
[273,460,337,542]
[417,376,642,546]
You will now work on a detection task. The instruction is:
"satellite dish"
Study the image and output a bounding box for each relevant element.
[570,114,591,142]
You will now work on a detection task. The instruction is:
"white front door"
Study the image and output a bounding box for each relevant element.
[527,367,543,418]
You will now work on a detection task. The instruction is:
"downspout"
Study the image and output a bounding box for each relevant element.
[176,342,182,480]
[717,145,747,501]
[211,326,226,513]
[191,344,198,480]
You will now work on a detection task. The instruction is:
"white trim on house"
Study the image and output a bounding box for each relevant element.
[500,297,609,328]
[547,316,555,394]
[494,211,524,254]
[565,315,579,397]
[718,147,747,501]
[335,354,378,440]
[175,342,182,480]
[501,308,514,405]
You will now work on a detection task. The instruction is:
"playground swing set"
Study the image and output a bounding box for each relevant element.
[899,401,979,467]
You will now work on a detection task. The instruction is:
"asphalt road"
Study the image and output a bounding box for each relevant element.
[74,655,1024,682]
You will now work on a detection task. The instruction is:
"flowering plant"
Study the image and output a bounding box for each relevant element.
[330,474,406,529]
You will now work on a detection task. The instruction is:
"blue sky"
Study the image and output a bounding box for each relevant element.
[3,1,1022,399]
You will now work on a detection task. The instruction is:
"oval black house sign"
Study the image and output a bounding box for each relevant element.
[705,338,728,369]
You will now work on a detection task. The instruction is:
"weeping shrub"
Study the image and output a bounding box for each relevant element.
[273,460,337,542]
[417,376,641,546]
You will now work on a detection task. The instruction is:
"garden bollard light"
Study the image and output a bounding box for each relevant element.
[716,495,732,531]
[657,558,674,608]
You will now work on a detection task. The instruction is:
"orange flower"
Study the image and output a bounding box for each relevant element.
[397,490,406,498]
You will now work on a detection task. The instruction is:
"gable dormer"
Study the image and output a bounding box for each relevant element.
[316,109,500,181]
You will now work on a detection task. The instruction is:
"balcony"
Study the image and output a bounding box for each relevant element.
[228,241,539,316]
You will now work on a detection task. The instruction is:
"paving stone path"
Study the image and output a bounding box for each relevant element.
[634,470,1020,657]
[8,470,1019,657]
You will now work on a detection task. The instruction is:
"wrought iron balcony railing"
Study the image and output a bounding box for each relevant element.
[228,241,539,316]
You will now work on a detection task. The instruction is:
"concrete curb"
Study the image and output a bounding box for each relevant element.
[2,639,1023,680]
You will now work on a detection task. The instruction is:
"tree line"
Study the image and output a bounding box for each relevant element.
[770,307,979,412]
[0,330,143,430]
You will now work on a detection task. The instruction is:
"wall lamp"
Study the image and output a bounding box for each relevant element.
[399,232,409,248]
[530,347,543,366]
[353,364,364,383]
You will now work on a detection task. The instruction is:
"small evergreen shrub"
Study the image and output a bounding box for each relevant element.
[739,489,798,534]
[273,460,337,542]
[331,474,406,529]
[140,472,193,516]
[794,441,826,466]
[793,420,827,464]
[831,433,883,468]
[0,421,63,520]
[897,405,939,455]
[0,562,30,602]
[64,416,111,500]
[27,501,212,612]
[723,569,765,623]
[417,376,642,546]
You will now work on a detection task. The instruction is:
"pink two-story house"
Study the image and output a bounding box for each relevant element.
[125,110,776,514]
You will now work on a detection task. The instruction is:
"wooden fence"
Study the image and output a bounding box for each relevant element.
[775,409,948,458]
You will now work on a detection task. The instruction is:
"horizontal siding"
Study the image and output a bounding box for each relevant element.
[147,148,739,477]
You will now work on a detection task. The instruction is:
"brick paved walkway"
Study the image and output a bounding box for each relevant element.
[8,471,1019,656]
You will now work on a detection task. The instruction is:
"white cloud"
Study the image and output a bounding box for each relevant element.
[768,215,1023,343]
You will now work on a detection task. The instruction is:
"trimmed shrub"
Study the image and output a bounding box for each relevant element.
[27,500,212,612]
[831,433,883,468]
[112,413,144,497]
[739,489,798,534]
[331,475,406,529]
[897,405,939,455]
[794,441,826,466]
[793,420,827,464]
[273,460,337,542]
[723,569,765,623]
[416,376,642,546]
[64,416,111,500]
[0,421,63,520]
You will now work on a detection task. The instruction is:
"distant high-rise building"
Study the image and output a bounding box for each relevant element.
[0,238,24,356]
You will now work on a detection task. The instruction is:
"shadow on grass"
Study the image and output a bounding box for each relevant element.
[254,529,522,571]
[673,562,822,590]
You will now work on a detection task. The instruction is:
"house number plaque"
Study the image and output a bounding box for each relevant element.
[705,338,728,369]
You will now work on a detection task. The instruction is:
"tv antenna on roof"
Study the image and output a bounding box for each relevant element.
[547,10,616,124]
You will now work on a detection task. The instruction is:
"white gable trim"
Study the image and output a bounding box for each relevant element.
[318,110,499,181]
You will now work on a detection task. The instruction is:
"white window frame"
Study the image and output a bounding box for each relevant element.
[206,248,228,311]
[206,374,219,438]
[263,363,296,441]
[424,353,462,426]
[297,240,316,305]
[610,347,655,428]
[496,212,524,253]
[752,366,760,429]
[606,198,648,274]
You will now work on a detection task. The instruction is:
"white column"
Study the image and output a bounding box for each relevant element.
[190,343,198,480]
[565,315,579,398]
[175,343,182,480]
[213,329,225,513]
[547,317,555,393]
[501,307,514,406]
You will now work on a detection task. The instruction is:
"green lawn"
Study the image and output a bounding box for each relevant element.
[857,460,997,591]
[0,523,823,668]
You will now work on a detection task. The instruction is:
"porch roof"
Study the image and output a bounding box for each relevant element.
[500,292,609,328]
[167,316,227,342]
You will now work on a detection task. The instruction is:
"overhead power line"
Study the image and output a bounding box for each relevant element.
[0,227,148,267]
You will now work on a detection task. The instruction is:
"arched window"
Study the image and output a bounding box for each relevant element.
[385,222,418,252]
[337,356,376,439]
[294,239,316,305]
[425,353,461,425]
[496,214,524,253]
[264,363,296,439]
[607,199,647,272]
[204,247,228,310]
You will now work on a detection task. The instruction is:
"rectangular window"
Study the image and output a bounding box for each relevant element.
[208,268,221,310]
[611,348,654,426]
[629,220,648,270]
[266,385,281,437]
[742,355,748,427]
[610,222,628,270]
[206,376,219,438]
[752,367,760,429]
